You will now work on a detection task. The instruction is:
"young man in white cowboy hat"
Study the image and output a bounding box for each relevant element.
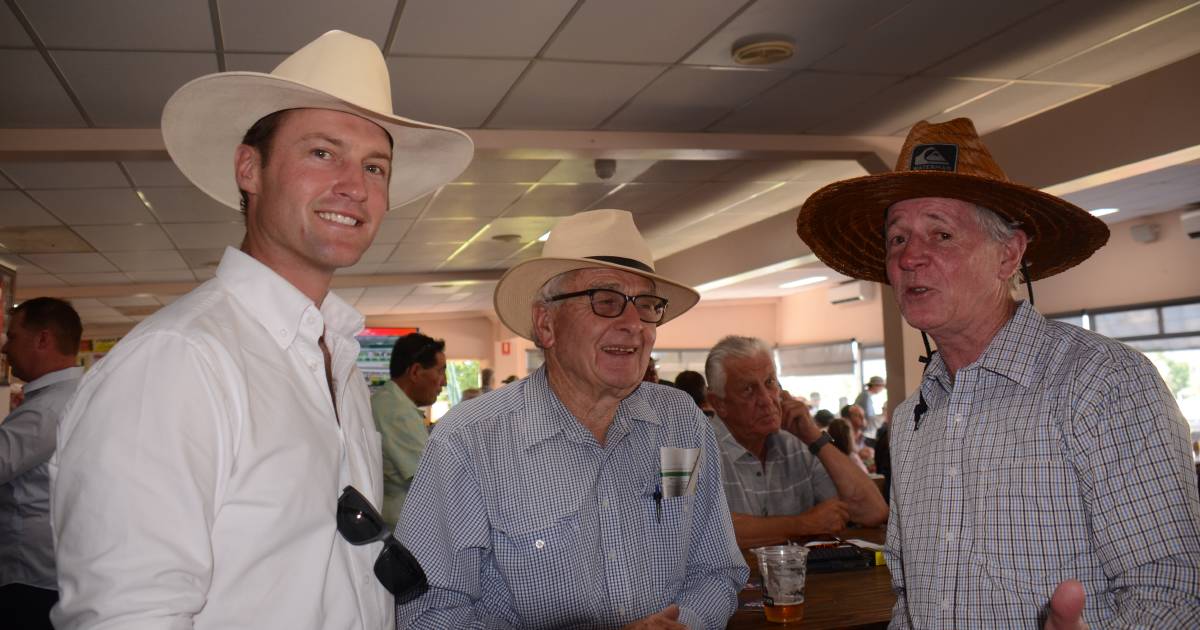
[397,209,747,629]
[798,118,1200,629]
[50,31,472,629]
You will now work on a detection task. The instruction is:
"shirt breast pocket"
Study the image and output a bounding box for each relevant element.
[645,489,694,590]
[493,512,585,607]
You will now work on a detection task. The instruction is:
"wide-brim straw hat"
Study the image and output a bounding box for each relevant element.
[494,209,700,340]
[796,118,1108,283]
[162,30,473,212]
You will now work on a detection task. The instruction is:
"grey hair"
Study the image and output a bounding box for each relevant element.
[971,204,1025,291]
[530,270,578,348]
[705,335,773,399]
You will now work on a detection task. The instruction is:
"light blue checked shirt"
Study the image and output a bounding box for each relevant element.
[886,301,1200,629]
[397,367,748,629]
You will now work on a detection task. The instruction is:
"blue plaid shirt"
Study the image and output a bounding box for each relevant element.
[886,301,1200,629]
[397,367,748,629]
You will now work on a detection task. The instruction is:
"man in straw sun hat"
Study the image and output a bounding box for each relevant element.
[798,118,1200,628]
[51,30,471,629]
[397,209,747,629]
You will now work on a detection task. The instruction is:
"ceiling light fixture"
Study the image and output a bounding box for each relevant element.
[1089,207,1119,217]
[732,35,795,66]
[779,276,828,289]
[537,231,551,242]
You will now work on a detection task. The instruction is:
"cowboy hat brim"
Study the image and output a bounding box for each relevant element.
[162,72,474,212]
[494,257,701,341]
[797,170,1109,284]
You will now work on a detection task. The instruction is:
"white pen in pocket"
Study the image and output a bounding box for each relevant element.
[659,447,701,499]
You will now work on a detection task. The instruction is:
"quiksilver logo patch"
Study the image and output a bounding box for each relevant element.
[910,144,958,172]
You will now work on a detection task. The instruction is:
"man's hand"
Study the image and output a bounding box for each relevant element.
[801,498,850,535]
[621,605,685,629]
[1043,580,1088,630]
[780,391,821,444]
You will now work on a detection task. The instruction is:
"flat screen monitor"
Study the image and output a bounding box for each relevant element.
[356,327,418,391]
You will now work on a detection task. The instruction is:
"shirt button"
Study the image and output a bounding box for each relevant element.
[944,530,956,543]
[534,539,545,549]
[278,328,287,338]
[756,471,762,477]
[607,551,615,560]
[940,599,950,611]
[953,414,963,423]
[602,498,609,508]
[947,466,958,477]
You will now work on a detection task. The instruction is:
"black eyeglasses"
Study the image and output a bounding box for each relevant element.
[548,288,669,323]
[336,486,428,604]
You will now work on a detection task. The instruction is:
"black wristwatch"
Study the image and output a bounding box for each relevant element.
[808,431,832,455]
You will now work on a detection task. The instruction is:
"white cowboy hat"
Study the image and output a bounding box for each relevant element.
[161,30,473,211]
[494,209,700,340]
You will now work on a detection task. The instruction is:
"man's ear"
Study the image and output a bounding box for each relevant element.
[234,144,262,201]
[34,328,53,352]
[707,391,726,418]
[405,361,425,381]
[998,230,1029,281]
[532,304,556,350]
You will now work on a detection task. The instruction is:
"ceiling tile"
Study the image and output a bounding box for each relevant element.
[123,267,198,282]
[387,57,527,128]
[927,82,1098,133]
[1028,5,1200,84]
[390,0,574,57]
[604,66,786,131]
[0,4,31,46]
[715,160,834,182]
[0,254,42,273]
[502,183,616,216]
[330,287,365,304]
[376,259,442,273]
[178,248,227,270]
[709,71,899,133]
[23,252,117,274]
[403,218,489,243]
[927,0,1192,80]
[662,181,781,217]
[59,272,131,286]
[385,242,460,263]
[103,250,189,272]
[52,51,218,127]
[423,184,528,218]
[594,182,693,214]
[123,161,192,188]
[162,223,245,249]
[28,188,155,225]
[192,268,216,281]
[1,161,127,189]
[455,160,559,183]
[363,285,417,300]
[223,52,288,73]
[373,218,414,244]
[24,0,214,50]
[634,160,743,183]
[0,226,93,253]
[390,192,433,219]
[358,243,396,265]
[488,61,665,129]
[218,0,391,51]
[0,191,62,226]
[717,180,824,215]
[810,76,1005,135]
[335,262,381,276]
[812,0,1056,75]
[477,216,558,243]
[100,295,161,307]
[539,159,656,184]
[76,224,175,252]
[16,274,65,288]
[685,0,909,69]
[546,0,741,63]
[0,50,86,127]
[140,187,243,223]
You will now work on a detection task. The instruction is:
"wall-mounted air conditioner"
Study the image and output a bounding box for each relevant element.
[1182,208,1200,239]
[827,280,875,305]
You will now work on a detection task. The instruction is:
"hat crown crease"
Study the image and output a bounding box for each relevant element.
[272,30,394,113]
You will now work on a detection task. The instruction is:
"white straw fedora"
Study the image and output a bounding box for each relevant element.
[494,209,700,340]
[161,30,473,212]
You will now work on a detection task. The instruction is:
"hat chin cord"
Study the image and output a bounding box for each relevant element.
[913,259,1034,431]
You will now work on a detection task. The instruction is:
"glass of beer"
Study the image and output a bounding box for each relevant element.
[752,544,808,623]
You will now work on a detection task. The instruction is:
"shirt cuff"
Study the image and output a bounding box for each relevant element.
[676,605,704,630]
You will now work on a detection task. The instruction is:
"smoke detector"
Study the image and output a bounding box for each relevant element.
[732,36,795,66]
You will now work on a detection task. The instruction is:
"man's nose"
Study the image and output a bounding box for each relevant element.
[333,162,368,202]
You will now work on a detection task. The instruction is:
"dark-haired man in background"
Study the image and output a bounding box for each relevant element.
[372,332,446,528]
[0,298,82,629]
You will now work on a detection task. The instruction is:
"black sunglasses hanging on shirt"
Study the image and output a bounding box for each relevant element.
[336,485,429,604]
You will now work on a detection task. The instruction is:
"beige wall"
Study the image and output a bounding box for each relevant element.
[364,313,494,362]
[656,299,779,348]
[777,286,884,347]
[1034,208,1200,314]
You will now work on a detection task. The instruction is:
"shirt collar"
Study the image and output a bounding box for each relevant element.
[215,247,365,349]
[519,366,662,451]
[924,300,1043,391]
[23,366,83,395]
[710,414,770,463]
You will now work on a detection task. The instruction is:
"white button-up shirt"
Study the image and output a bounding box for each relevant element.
[51,247,390,630]
[1,365,82,590]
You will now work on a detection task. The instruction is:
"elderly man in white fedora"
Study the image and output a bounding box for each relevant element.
[51,31,472,629]
[798,118,1200,629]
[397,209,747,629]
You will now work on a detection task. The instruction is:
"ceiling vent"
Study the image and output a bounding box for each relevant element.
[732,36,794,66]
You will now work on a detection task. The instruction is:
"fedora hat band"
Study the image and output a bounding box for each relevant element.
[584,255,653,274]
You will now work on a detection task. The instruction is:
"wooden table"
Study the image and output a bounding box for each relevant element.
[727,528,895,629]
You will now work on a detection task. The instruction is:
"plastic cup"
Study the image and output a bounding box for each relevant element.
[751,544,808,624]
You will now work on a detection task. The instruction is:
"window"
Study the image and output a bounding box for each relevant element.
[775,340,885,414]
[651,349,709,382]
[431,359,482,422]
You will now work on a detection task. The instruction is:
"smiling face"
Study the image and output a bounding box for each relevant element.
[710,351,782,445]
[236,108,392,299]
[535,268,657,404]
[884,197,1025,344]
